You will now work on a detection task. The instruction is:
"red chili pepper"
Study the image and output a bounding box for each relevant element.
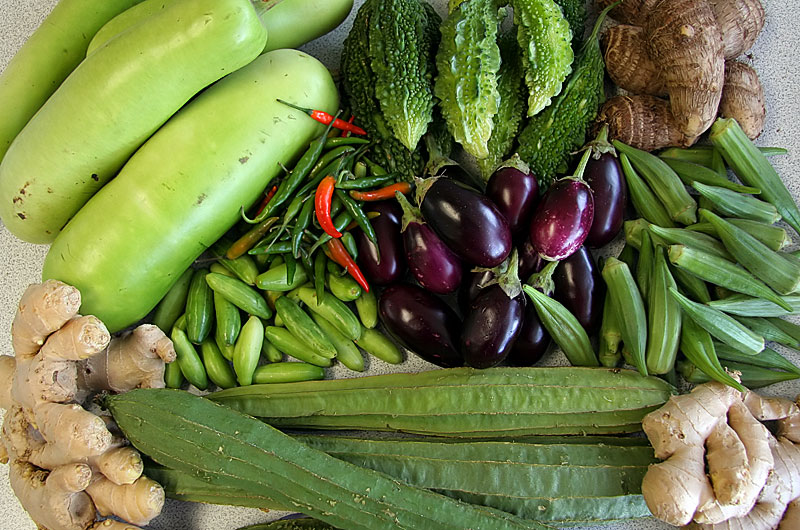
[340,115,356,138]
[277,99,367,136]
[255,185,279,217]
[315,176,341,238]
[349,181,412,202]
[325,238,370,292]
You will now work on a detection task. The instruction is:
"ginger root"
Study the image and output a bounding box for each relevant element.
[1,280,173,530]
[642,380,800,528]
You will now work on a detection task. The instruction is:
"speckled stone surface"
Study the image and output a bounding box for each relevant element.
[0,0,798,529]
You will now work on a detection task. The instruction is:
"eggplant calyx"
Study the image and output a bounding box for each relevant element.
[414,175,440,205]
[472,250,523,299]
[394,190,425,232]
[583,124,617,159]
[423,131,458,177]
[495,153,533,177]
[526,260,559,297]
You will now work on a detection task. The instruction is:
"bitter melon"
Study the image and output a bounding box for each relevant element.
[517,3,613,186]
[554,0,587,47]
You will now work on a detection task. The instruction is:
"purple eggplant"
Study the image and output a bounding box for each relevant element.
[458,269,494,313]
[553,246,605,335]
[461,285,525,368]
[517,238,546,282]
[379,283,463,367]
[505,303,552,366]
[395,191,462,294]
[486,158,539,235]
[354,200,406,285]
[529,150,595,261]
[583,129,627,247]
[419,176,512,268]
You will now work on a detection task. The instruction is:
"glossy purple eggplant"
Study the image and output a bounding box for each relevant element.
[458,269,495,314]
[584,152,627,247]
[395,192,462,294]
[553,246,605,334]
[379,283,463,367]
[505,302,552,366]
[486,161,539,235]
[419,177,512,268]
[461,285,525,368]
[517,238,546,282]
[529,177,594,261]
[354,200,406,285]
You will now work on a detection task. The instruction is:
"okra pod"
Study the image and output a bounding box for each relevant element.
[614,140,697,225]
[327,272,362,302]
[355,289,378,329]
[708,294,800,317]
[669,288,764,356]
[667,244,792,311]
[205,272,272,319]
[152,267,194,334]
[354,326,403,365]
[679,316,744,392]
[619,153,676,228]
[645,248,681,375]
[700,209,800,295]
[255,262,309,292]
[647,224,732,261]
[213,291,241,346]
[659,145,717,168]
[185,268,214,344]
[617,242,638,276]
[636,230,654,303]
[523,286,599,368]
[264,326,332,367]
[713,342,800,375]
[274,296,337,359]
[685,218,790,251]
[233,315,264,386]
[601,257,646,375]
[598,294,622,368]
[171,326,208,390]
[732,316,800,349]
[710,117,800,234]
[679,359,799,389]
[623,218,653,251]
[692,182,781,224]
[660,157,760,194]
[668,262,712,303]
[200,339,237,390]
[253,362,325,384]
[294,285,361,341]
[311,313,364,372]
[766,317,800,345]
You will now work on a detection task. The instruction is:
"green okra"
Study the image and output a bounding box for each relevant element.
[213,290,241,346]
[732,316,800,349]
[623,218,658,251]
[614,140,697,225]
[685,218,791,251]
[767,317,800,345]
[669,262,712,303]
[598,293,622,368]
[152,267,194,334]
[647,224,733,261]
[185,268,214,344]
[645,248,681,375]
[692,182,781,225]
[233,315,264,386]
[170,326,208,391]
[669,287,764,356]
[679,316,745,392]
[636,229,654,303]
[659,145,717,168]
[617,242,638,275]
[660,157,760,194]
[274,296,337,359]
[619,153,676,228]
[667,244,792,311]
[713,341,800,375]
[354,326,403,365]
[200,338,237,390]
[295,285,362,341]
[679,359,800,389]
[710,117,800,235]
[601,257,646,375]
[311,312,365,372]
[355,289,378,329]
[253,362,325,384]
[710,147,727,178]
[205,272,273,319]
[264,326,332,367]
[708,294,800,317]
[700,209,800,295]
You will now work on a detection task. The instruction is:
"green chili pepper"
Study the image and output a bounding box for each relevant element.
[248,240,294,256]
[323,136,370,149]
[314,251,327,301]
[292,196,315,258]
[335,188,378,247]
[335,174,397,190]
[362,156,387,176]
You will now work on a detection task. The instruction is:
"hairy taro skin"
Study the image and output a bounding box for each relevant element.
[529,177,594,261]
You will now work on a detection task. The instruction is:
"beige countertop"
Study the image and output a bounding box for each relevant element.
[1,0,799,528]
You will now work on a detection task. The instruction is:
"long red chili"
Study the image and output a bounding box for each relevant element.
[325,238,370,292]
[277,99,367,136]
[315,176,341,238]
[349,182,412,201]
[254,185,279,217]
[340,115,356,138]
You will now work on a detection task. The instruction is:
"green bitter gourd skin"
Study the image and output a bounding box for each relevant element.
[368,0,437,151]
[434,0,505,159]
[554,0,587,47]
[511,0,574,117]
[477,30,527,179]
[517,2,612,187]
